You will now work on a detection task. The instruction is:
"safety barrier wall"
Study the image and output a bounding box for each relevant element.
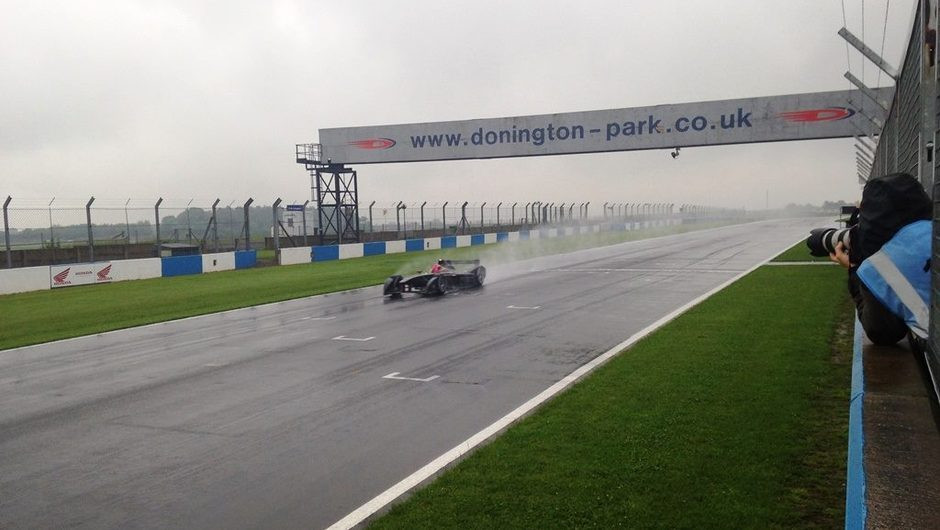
[279,247,312,266]
[202,252,235,273]
[0,266,51,295]
[1,217,688,294]
[110,258,162,282]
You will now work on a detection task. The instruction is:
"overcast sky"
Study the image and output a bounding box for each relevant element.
[0,0,918,211]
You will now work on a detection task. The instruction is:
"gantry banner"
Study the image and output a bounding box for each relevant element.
[317,88,890,164]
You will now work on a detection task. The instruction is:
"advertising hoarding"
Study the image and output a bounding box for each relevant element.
[318,89,891,164]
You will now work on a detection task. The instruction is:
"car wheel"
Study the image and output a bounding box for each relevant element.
[383,275,403,296]
[472,266,486,287]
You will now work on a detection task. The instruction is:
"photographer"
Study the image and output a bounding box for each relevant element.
[826,172,932,346]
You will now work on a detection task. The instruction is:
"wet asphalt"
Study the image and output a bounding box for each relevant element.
[0,219,819,528]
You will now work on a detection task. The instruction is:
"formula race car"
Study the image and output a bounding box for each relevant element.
[383,259,486,297]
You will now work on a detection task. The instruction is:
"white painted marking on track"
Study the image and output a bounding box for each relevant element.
[297,316,337,321]
[325,234,807,530]
[382,372,440,383]
[507,305,541,310]
[332,335,375,342]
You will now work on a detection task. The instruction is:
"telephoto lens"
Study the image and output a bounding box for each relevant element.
[806,227,851,257]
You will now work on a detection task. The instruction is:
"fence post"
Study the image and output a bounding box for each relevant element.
[49,197,56,265]
[124,198,131,259]
[496,202,502,230]
[442,201,448,234]
[413,201,422,237]
[211,199,220,252]
[480,202,486,233]
[86,196,95,263]
[3,196,11,269]
[302,199,310,246]
[584,202,590,220]
[272,198,282,255]
[154,197,163,257]
[243,198,253,250]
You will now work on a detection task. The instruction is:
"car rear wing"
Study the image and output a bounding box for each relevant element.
[440,259,480,266]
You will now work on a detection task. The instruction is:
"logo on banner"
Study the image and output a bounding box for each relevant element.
[777,107,855,123]
[349,138,396,150]
[53,267,71,286]
[97,264,112,281]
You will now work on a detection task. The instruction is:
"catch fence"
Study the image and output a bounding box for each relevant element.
[861,0,940,400]
[2,197,735,268]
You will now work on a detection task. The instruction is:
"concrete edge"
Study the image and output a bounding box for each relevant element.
[845,317,867,530]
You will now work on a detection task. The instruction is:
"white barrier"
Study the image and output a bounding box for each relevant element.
[508,232,520,242]
[386,240,406,254]
[202,252,235,273]
[484,233,497,244]
[0,266,50,295]
[456,235,472,247]
[424,238,441,250]
[110,258,162,282]
[279,247,312,266]
[339,243,364,259]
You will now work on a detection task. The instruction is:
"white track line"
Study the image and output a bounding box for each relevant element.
[325,236,806,529]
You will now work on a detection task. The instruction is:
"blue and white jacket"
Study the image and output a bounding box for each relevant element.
[856,220,932,338]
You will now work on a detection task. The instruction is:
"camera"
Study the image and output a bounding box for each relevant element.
[806,206,858,257]
[806,227,853,257]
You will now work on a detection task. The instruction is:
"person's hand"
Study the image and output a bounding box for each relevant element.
[830,241,851,269]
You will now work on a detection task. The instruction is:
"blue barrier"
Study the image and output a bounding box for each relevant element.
[441,236,457,248]
[470,234,484,245]
[363,241,386,256]
[313,245,339,261]
[234,250,257,269]
[161,255,202,277]
[497,232,509,242]
[519,230,530,240]
[406,239,425,252]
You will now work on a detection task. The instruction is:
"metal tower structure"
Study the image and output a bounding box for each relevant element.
[295,144,360,245]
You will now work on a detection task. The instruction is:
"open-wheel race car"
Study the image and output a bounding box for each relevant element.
[383,259,486,297]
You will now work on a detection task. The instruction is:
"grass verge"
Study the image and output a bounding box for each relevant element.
[370,264,853,528]
[0,222,733,350]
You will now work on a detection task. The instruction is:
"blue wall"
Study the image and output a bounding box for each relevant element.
[406,239,425,252]
[314,245,339,262]
[161,255,202,277]
[235,250,257,269]
[363,242,386,256]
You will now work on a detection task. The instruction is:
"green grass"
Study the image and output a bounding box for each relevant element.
[773,240,832,262]
[0,222,731,350]
[370,264,852,529]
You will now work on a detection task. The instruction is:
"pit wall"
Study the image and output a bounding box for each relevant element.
[302,220,658,263]
[0,217,682,295]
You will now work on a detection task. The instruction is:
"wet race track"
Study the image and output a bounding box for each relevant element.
[0,219,819,528]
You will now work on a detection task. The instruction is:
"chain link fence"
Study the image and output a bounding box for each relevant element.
[862,1,940,400]
[2,196,737,268]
